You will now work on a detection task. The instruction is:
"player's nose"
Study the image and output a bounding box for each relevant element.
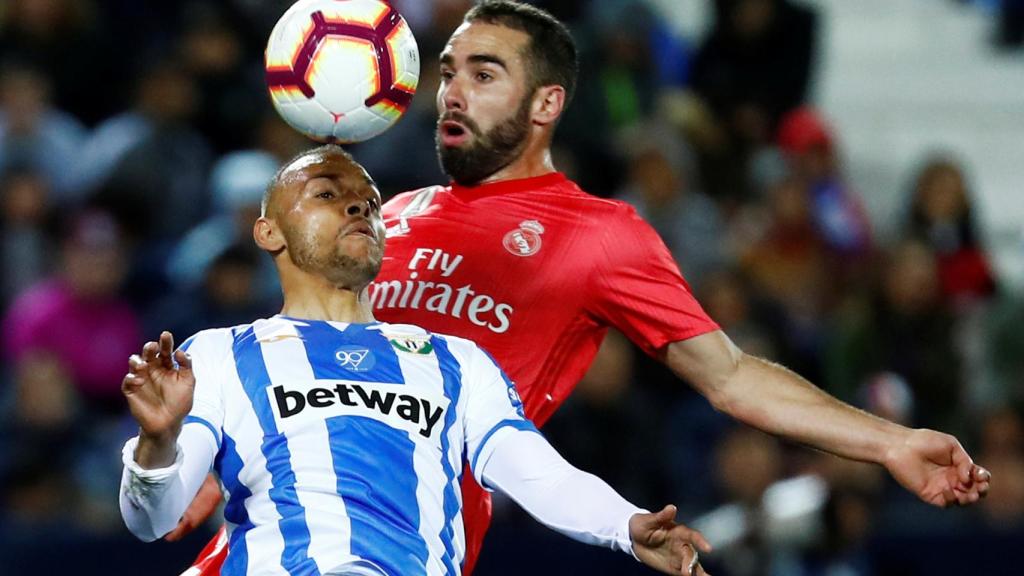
[345,197,371,218]
[440,78,466,111]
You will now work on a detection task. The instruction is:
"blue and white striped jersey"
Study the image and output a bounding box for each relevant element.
[180,316,537,576]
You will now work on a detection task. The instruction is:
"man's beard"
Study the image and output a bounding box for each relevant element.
[437,96,532,186]
[284,224,381,290]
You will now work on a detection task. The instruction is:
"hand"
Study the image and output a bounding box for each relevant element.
[122,331,195,466]
[630,505,712,576]
[165,473,223,541]
[885,428,991,508]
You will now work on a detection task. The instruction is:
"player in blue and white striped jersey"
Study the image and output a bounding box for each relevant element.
[119,147,710,576]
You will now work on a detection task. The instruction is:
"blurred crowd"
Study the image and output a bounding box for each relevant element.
[1,0,1022,575]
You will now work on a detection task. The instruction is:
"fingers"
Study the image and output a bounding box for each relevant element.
[141,340,159,363]
[941,486,957,507]
[975,465,992,499]
[655,504,677,525]
[159,331,176,369]
[175,348,193,372]
[121,372,145,395]
[678,542,708,576]
[128,354,147,374]
[688,527,713,554]
[973,465,992,484]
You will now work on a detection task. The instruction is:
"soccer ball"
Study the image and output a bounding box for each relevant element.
[265,0,420,143]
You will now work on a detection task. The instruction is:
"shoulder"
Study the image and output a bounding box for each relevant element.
[180,326,239,354]
[383,185,448,217]
[378,323,487,364]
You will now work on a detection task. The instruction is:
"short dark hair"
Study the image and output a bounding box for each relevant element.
[464,1,578,107]
[261,144,356,216]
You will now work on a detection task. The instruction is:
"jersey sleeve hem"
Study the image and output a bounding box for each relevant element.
[645,324,721,355]
[184,415,222,446]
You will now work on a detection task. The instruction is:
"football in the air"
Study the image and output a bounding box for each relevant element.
[265,0,420,143]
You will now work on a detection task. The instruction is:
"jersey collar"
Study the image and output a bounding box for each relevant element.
[449,172,568,201]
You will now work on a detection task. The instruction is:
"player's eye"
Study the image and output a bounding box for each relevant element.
[316,190,335,200]
[476,71,493,82]
[440,69,455,81]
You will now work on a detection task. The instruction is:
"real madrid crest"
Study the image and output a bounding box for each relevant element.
[503,220,544,257]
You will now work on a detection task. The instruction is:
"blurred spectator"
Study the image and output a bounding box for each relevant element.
[691,0,817,138]
[788,456,883,576]
[0,60,88,199]
[0,0,119,124]
[976,406,1024,528]
[178,2,268,153]
[74,57,212,240]
[616,123,727,289]
[1,210,141,416]
[699,269,777,359]
[151,244,276,341]
[166,150,280,303]
[558,1,665,196]
[588,2,660,129]
[986,294,1024,407]
[826,240,962,432]
[255,111,315,164]
[777,107,873,262]
[699,427,787,576]
[0,353,82,526]
[738,176,831,379]
[0,167,56,311]
[905,156,997,305]
[685,0,818,201]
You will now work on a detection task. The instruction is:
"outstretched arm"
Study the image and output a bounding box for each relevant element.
[480,429,711,575]
[663,330,991,507]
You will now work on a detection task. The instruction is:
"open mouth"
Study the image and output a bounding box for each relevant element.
[439,120,471,147]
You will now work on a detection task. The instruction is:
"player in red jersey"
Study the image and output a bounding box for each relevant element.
[177,2,990,575]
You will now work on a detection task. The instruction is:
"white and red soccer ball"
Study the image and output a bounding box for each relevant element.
[265,0,420,143]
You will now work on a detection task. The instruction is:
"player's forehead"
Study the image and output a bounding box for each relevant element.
[441,21,530,71]
[280,152,377,194]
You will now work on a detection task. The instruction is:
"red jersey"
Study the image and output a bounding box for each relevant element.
[371,172,718,427]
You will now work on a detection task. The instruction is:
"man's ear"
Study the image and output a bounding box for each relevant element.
[531,85,566,127]
[253,216,285,253]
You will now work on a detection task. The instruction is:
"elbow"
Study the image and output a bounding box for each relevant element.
[700,352,748,416]
[120,493,170,543]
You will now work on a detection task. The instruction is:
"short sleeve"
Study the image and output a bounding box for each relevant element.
[179,330,229,447]
[459,344,540,489]
[586,203,719,356]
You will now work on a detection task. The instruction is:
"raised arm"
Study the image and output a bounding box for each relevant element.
[119,332,217,541]
[480,429,711,576]
[663,330,991,507]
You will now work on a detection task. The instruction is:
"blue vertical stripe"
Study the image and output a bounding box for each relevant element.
[430,336,464,575]
[215,431,252,576]
[326,416,427,576]
[232,326,317,575]
[294,321,428,575]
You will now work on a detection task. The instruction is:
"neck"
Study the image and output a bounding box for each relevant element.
[278,270,376,324]
[478,135,555,184]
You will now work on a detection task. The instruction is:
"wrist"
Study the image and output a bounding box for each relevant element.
[881,425,917,469]
[136,426,181,469]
